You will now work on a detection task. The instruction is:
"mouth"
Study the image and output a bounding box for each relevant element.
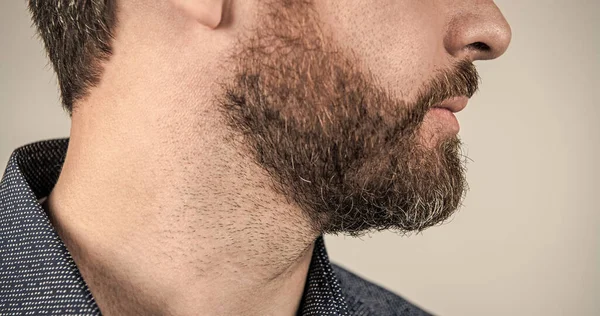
[430,96,470,113]
[421,96,470,137]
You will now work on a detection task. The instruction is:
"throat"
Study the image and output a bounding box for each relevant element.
[43,174,318,315]
[43,108,320,315]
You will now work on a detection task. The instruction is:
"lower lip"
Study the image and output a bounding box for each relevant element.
[424,108,460,134]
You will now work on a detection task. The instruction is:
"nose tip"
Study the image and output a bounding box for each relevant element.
[444,4,512,61]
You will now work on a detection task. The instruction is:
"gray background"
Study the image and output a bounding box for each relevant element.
[1,1,598,315]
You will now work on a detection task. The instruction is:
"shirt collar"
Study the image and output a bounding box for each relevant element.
[0,139,349,315]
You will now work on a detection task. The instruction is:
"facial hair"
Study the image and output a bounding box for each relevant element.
[216,1,479,236]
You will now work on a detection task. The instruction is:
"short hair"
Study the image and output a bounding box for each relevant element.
[28,0,117,114]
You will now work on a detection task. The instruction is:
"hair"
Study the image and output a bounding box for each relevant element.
[28,0,118,114]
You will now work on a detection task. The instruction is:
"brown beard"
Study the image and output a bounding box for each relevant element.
[216,1,479,236]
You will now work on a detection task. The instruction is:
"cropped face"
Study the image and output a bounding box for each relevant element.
[217,0,511,235]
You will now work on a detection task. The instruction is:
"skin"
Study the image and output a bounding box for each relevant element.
[43,0,511,315]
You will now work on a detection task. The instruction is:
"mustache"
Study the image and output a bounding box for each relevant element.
[416,59,480,110]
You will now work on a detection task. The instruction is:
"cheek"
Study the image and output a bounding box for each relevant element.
[315,0,448,101]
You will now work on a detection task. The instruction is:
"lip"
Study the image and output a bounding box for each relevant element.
[426,107,460,134]
[431,96,469,113]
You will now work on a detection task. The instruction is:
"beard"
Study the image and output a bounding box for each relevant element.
[216,1,479,236]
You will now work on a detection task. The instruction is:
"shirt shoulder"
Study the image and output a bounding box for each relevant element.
[332,263,434,316]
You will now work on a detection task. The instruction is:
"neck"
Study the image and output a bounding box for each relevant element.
[45,96,318,316]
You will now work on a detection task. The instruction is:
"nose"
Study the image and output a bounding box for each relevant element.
[444,2,512,61]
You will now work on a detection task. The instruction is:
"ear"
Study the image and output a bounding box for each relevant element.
[171,0,225,29]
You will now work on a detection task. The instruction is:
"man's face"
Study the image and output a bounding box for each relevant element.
[217,0,510,235]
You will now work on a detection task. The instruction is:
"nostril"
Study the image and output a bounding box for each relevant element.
[468,42,491,52]
[444,5,512,61]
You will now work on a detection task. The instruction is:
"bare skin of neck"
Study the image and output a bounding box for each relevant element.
[44,82,318,315]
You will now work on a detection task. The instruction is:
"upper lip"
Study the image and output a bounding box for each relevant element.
[432,96,470,113]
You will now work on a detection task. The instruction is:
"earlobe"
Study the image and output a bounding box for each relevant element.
[171,0,225,29]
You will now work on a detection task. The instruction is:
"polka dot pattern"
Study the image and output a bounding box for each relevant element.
[1,139,431,315]
[299,236,351,315]
[0,139,99,315]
